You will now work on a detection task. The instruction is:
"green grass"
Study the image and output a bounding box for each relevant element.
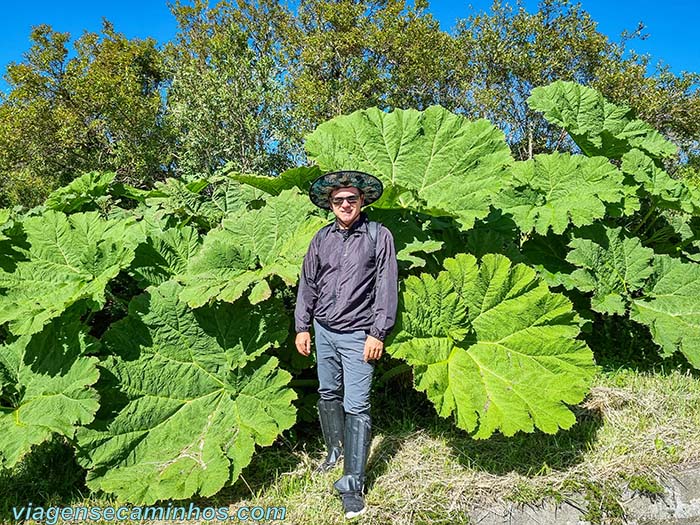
[2,364,700,525]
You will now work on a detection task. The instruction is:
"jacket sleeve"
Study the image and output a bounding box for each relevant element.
[369,226,398,341]
[294,233,320,333]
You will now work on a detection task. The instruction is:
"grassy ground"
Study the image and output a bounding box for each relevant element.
[2,360,700,525]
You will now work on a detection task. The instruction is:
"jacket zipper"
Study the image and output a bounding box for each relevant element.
[330,234,350,320]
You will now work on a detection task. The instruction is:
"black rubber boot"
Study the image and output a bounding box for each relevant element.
[315,398,345,473]
[334,413,371,519]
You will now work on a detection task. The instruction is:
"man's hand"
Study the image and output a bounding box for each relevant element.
[295,332,312,356]
[363,335,384,362]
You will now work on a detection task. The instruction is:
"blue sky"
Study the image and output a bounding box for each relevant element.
[0,0,697,88]
[433,0,699,75]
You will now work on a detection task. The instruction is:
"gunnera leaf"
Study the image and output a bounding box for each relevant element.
[144,178,219,228]
[208,174,265,217]
[520,231,579,289]
[492,153,626,235]
[44,171,116,214]
[130,226,203,288]
[366,209,444,270]
[463,209,521,261]
[179,190,327,307]
[0,210,145,336]
[306,105,513,229]
[144,176,263,231]
[0,311,100,468]
[226,166,323,196]
[387,253,595,438]
[631,255,700,368]
[0,209,11,241]
[639,210,700,258]
[621,149,699,214]
[0,211,28,274]
[76,280,296,504]
[566,225,655,315]
[528,81,677,160]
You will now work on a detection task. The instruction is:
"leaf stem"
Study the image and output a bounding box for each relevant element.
[630,198,657,236]
[83,310,96,325]
[376,363,412,386]
[642,214,661,236]
[288,379,318,388]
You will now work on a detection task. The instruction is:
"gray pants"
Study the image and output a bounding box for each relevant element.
[314,319,375,415]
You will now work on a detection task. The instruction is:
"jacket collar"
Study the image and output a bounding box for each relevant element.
[331,211,369,234]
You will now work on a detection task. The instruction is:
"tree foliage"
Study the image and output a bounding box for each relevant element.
[278,0,459,125]
[165,0,296,179]
[2,0,699,208]
[0,23,171,207]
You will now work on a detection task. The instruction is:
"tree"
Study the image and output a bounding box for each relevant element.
[0,22,171,207]
[225,0,699,173]
[453,0,700,167]
[275,0,460,132]
[2,0,699,209]
[165,0,298,179]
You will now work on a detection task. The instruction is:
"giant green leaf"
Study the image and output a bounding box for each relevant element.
[144,178,219,228]
[621,149,698,214]
[178,242,259,308]
[492,153,626,235]
[0,209,10,228]
[179,190,327,306]
[77,280,296,504]
[520,231,578,289]
[208,174,264,218]
[0,208,25,273]
[0,312,100,468]
[226,166,323,196]
[143,176,261,231]
[566,225,655,315]
[631,255,700,368]
[639,210,700,259]
[44,171,116,214]
[388,253,595,438]
[306,105,513,229]
[130,226,203,288]
[0,208,15,241]
[463,209,521,261]
[528,81,677,160]
[0,211,145,336]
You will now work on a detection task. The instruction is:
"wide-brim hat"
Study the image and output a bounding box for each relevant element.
[309,170,383,210]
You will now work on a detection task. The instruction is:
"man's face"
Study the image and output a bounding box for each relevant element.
[330,187,364,226]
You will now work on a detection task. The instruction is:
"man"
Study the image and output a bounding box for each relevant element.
[294,170,398,519]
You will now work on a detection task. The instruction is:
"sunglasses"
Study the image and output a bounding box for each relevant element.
[330,195,361,206]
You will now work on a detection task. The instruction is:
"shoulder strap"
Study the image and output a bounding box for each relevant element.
[368,221,379,256]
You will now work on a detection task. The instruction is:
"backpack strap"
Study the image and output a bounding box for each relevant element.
[368,221,379,257]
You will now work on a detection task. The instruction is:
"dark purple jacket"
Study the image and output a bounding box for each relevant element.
[294,212,398,341]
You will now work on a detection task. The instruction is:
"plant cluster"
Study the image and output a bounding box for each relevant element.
[0,81,698,505]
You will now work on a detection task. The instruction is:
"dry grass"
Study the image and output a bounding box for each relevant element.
[3,368,700,525]
[213,368,700,525]
[252,368,700,524]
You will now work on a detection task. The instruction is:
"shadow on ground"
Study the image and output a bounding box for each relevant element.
[0,439,87,522]
[370,381,604,480]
